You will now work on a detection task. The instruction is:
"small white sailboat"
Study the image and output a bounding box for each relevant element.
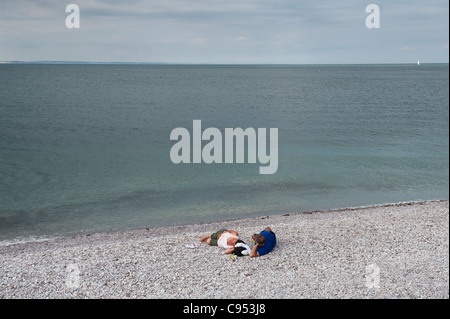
[417,60,420,66]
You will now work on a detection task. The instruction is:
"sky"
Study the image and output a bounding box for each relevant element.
[0,0,448,64]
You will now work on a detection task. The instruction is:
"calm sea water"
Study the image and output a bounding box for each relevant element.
[0,64,448,243]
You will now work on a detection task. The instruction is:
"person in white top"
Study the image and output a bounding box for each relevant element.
[199,229,240,254]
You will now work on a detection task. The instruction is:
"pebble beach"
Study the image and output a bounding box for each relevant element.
[1,200,448,299]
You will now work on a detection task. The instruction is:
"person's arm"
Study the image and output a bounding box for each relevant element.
[228,230,239,237]
[224,247,234,254]
[249,244,260,258]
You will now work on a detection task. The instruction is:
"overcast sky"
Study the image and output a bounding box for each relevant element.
[0,0,448,64]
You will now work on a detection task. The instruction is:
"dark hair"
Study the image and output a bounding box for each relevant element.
[254,234,266,246]
[232,240,250,257]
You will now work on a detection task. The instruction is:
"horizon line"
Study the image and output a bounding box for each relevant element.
[1,60,449,65]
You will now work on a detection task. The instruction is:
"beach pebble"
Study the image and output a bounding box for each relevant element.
[0,200,448,299]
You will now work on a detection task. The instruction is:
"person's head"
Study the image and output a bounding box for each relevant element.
[229,236,239,246]
[253,234,266,246]
[232,240,251,256]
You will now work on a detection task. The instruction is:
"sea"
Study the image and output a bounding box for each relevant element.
[0,64,448,244]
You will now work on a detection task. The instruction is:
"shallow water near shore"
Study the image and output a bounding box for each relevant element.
[0,64,448,242]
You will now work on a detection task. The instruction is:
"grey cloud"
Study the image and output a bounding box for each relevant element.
[0,0,448,63]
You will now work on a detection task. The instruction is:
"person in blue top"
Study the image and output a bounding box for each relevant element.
[249,226,276,257]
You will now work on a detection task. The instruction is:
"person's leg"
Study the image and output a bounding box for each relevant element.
[199,234,211,243]
[207,228,227,246]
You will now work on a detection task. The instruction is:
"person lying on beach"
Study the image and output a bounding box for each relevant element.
[249,226,276,257]
[199,229,240,254]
